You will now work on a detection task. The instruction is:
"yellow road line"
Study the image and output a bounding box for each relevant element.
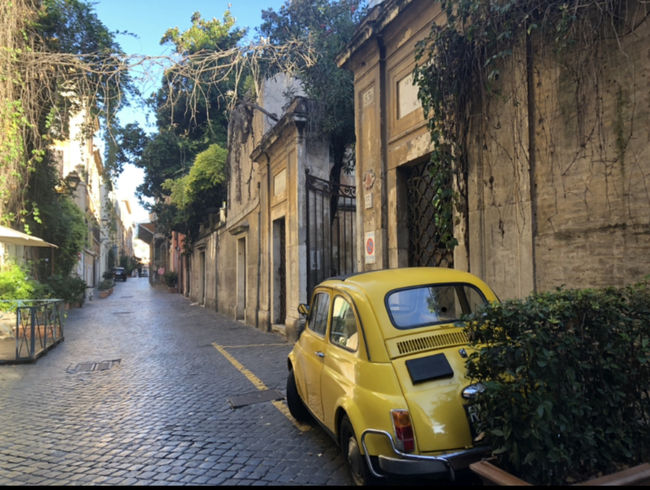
[212,342,310,432]
[219,343,287,349]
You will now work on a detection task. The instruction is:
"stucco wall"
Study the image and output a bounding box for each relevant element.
[465,41,535,300]
[531,14,650,292]
[466,7,650,297]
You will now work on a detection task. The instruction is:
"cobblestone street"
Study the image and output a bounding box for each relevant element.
[0,278,353,485]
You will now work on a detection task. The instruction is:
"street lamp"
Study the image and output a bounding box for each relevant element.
[55,170,82,194]
[64,170,81,190]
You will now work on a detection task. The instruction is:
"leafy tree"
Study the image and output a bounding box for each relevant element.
[44,197,88,277]
[24,149,87,279]
[106,122,148,183]
[162,143,227,239]
[259,0,367,180]
[134,2,367,243]
[135,10,246,238]
[155,10,246,148]
[134,128,188,201]
[31,0,136,182]
[11,0,134,277]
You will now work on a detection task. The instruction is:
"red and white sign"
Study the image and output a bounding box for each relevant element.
[365,231,376,264]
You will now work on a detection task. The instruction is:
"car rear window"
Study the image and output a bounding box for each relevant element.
[385,283,488,329]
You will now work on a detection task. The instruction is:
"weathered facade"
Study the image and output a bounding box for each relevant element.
[186,76,350,341]
[52,109,112,297]
[338,0,650,300]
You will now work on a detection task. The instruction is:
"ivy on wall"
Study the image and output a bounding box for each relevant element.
[412,0,646,258]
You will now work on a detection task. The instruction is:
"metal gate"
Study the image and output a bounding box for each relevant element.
[404,160,454,267]
[277,218,286,322]
[305,169,356,298]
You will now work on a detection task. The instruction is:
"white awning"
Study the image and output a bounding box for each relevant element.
[0,226,58,248]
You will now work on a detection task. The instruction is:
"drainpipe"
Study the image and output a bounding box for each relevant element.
[378,35,389,268]
[526,26,538,293]
[264,152,272,332]
[256,181,261,330]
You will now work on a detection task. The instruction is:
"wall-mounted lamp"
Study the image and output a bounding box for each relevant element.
[64,170,81,190]
[55,170,82,194]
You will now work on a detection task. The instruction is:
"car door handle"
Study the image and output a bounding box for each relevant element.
[315,351,325,358]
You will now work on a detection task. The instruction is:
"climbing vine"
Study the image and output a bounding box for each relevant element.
[413,0,646,257]
[0,0,133,231]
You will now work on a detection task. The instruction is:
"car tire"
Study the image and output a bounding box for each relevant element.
[340,415,374,486]
[286,369,311,423]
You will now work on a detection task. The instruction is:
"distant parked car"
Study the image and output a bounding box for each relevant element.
[286,267,499,485]
[112,267,127,282]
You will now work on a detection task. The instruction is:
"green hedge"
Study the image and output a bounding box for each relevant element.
[0,263,51,305]
[45,274,87,306]
[0,263,87,307]
[465,281,650,485]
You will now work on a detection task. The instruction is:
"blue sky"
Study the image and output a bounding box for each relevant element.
[92,0,286,221]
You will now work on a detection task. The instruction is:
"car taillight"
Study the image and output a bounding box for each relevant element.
[391,409,415,453]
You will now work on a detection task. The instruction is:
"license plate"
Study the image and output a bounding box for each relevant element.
[464,404,481,439]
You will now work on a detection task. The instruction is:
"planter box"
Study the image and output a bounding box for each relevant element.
[470,460,650,486]
[0,310,15,340]
[98,288,113,299]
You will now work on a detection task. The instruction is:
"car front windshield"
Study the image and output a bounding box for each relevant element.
[385,283,488,329]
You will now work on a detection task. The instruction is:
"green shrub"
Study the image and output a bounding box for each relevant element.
[46,274,87,306]
[98,279,113,291]
[0,263,52,308]
[465,281,650,485]
[163,271,178,287]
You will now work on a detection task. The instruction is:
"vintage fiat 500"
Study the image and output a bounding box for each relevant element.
[286,267,498,485]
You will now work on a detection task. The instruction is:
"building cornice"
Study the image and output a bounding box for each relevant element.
[250,96,310,162]
[336,0,414,69]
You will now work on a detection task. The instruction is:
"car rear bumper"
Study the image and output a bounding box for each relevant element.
[360,428,489,481]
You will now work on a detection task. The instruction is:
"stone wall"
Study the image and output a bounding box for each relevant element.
[466,4,650,298]
[532,11,650,292]
[465,41,535,300]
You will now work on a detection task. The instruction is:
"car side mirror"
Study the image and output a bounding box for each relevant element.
[297,303,310,317]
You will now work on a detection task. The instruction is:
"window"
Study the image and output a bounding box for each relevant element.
[386,283,488,329]
[329,296,358,351]
[308,292,330,336]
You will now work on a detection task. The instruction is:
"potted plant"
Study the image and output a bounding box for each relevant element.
[464,281,650,486]
[163,271,178,293]
[97,279,114,299]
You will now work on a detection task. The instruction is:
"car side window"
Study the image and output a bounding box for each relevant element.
[308,292,330,337]
[329,296,358,351]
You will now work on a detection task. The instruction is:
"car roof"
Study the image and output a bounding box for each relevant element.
[316,267,498,351]
[320,267,494,296]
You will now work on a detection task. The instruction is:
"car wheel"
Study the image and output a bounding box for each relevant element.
[286,369,311,423]
[340,415,374,486]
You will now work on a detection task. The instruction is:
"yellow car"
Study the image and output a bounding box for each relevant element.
[286,267,499,485]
